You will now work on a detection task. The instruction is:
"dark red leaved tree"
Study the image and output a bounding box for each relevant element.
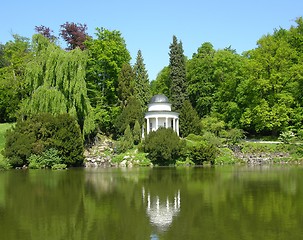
[35,25,57,42]
[59,22,89,50]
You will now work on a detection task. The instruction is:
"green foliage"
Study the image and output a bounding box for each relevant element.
[176,157,195,166]
[179,100,201,137]
[133,50,151,110]
[215,148,238,165]
[278,130,296,144]
[143,128,183,165]
[124,125,133,148]
[0,35,31,122]
[224,128,245,144]
[51,163,67,170]
[187,141,219,165]
[0,124,12,169]
[3,113,84,167]
[169,36,188,111]
[116,125,133,153]
[117,63,135,107]
[28,148,63,169]
[133,120,141,145]
[94,105,120,136]
[150,66,171,97]
[200,131,224,147]
[186,42,216,117]
[115,96,143,134]
[21,34,94,136]
[85,27,131,107]
[201,116,225,136]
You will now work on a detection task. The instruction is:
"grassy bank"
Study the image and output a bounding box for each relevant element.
[0,123,14,169]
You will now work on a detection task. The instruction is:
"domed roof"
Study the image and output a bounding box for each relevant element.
[150,94,170,103]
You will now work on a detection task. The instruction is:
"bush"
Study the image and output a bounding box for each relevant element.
[115,125,134,153]
[3,113,84,167]
[28,148,63,169]
[224,128,245,144]
[51,164,67,170]
[143,128,184,165]
[214,148,238,165]
[188,141,218,165]
[278,130,296,144]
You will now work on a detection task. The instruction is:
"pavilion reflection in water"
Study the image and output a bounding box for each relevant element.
[142,187,181,232]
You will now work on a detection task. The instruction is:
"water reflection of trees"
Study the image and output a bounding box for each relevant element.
[0,166,302,239]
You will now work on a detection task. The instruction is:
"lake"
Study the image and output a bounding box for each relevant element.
[0,166,302,240]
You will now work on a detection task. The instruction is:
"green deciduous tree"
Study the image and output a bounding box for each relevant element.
[0,35,31,122]
[85,27,131,107]
[150,66,171,97]
[20,34,94,135]
[186,42,216,117]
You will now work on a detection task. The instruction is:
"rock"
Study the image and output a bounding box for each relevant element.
[119,160,127,167]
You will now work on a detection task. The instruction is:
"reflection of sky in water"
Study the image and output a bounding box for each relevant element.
[142,187,181,234]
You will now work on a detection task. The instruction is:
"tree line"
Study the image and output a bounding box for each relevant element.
[152,17,303,138]
[1,18,303,167]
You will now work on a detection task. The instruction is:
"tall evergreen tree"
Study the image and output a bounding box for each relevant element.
[179,100,201,137]
[133,50,151,110]
[169,35,187,111]
[117,63,135,107]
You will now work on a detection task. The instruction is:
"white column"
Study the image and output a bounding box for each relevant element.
[146,117,150,135]
[176,118,179,136]
[173,118,176,132]
[156,117,158,131]
[165,117,168,128]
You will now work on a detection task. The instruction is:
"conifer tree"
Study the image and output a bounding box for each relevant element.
[169,36,188,111]
[117,63,135,107]
[133,50,151,110]
[123,124,134,150]
[133,120,141,145]
[179,100,201,137]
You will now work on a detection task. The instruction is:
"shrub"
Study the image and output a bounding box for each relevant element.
[51,164,67,170]
[278,131,296,144]
[116,125,134,153]
[133,120,141,145]
[176,157,195,166]
[224,128,245,145]
[28,148,63,169]
[215,148,238,165]
[143,128,184,165]
[3,113,84,167]
[188,141,218,165]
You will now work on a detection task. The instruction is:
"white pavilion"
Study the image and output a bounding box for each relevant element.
[143,94,179,137]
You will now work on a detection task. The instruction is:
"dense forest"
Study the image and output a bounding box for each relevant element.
[1,18,303,167]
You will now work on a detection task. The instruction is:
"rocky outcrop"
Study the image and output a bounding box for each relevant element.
[84,137,114,167]
[84,136,152,168]
[231,145,290,165]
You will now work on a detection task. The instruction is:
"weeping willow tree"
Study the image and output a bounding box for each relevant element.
[21,34,95,135]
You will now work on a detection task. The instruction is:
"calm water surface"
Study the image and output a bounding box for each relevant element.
[0,166,303,240]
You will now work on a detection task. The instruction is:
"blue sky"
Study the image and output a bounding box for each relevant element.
[1,0,302,80]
